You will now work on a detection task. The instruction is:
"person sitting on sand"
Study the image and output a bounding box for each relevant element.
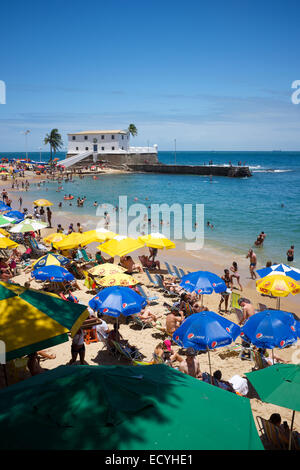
[230,262,243,291]
[27,352,48,376]
[120,255,143,273]
[255,347,287,367]
[178,347,202,379]
[165,308,185,335]
[153,340,183,365]
[202,370,235,392]
[107,323,138,355]
[160,274,183,294]
[0,258,13,280]
[136,307,162,326]
[139,254,160,270]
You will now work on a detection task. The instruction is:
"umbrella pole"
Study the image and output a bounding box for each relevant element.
[201,295,203,307]
[276,297,280,310]
[272,349,274,364]
[288,410,295,450]
[207,347,213,384]
[2,364,8,387]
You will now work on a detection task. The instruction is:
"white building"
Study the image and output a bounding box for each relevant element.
[63,129,158,168]
[67,129,130,154]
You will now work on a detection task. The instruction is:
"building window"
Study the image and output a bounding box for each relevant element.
[101,135,104,140]
[127,135,129,139]
[111,135,115,140]
[72,136,76,140]
[76,147,79,151]
[101,147,104,151]
[112,146,115,150]
[122,146,124,150]
[85,147,89,151]
[84,136,88,140]
[122,135,124,140]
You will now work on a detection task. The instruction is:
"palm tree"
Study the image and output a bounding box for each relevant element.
[128,123,138,138]
[44,129,63,165]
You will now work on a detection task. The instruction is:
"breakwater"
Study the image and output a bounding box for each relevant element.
[128,164,252,177]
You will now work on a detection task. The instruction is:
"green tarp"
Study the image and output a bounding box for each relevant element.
[0,364,263,450]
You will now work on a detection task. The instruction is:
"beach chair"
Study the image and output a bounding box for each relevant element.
[179,268,186,278]
[84,327,99,345]
[28,238,47,258]
[152,353,164,364]
[144,269,158,287]
[154,274,177,297]
[230,292,241,312]
[82,270,97,292]
[251,349,266,370]
[111,341,143,362]
[256,416,290,450]
[131,314,153,330]
[172,265,182,278]
[136,284,158,304]
[258,303,268,312]
[165,262,176,276]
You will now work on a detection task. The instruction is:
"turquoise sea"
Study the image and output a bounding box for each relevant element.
[1,151,300,265]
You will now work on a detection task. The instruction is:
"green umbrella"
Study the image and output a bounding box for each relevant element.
[0,214,15,227]
[9,218,48,233]
[246,364,300,449]
[0,364,263,450]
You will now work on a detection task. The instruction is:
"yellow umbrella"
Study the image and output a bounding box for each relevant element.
[33,199,53,207]
[53,232,84,250]
[0,234,18,249]
[96,273,139,287]
[88,263,126,276]
[256,274,300,308]
[80,229,116,246]
[98,235,144,258]
[0,228,10,237]
[138,232,176,249]
[43,232,67,245]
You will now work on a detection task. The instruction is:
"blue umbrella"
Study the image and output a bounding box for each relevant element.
[89,286,147,318]
[0,202,11,212]
[240,310,298,350]
[4,210,25,223]
[173,310,240,379]
[257,264,300,282]
[179,271,227,305]
[31,265,74,282]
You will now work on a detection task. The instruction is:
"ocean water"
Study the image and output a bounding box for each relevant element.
[1,151,300,265]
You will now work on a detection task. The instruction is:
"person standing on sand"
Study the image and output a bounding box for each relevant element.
[46,207,52,228]
[18,196,22,208]
[230,261,243,290]
[246,249,257,279]
[287,245,294,263]
[218,269,232,313]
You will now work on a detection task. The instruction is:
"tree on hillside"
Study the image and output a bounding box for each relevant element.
[128,124,138,138]
[44,129,63,164]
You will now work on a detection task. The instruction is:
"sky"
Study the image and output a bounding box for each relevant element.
[0,0,300,151]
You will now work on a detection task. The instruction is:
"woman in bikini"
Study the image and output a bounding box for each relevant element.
[230,261,243,290]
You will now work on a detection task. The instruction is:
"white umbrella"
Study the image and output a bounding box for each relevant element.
[9,218,48,233]
[0,215,15,228]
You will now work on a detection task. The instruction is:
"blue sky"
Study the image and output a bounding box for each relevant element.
[0,0,300,151]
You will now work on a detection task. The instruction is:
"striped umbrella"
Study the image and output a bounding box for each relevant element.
[0,215,15,227]
[9,218,48,233]
[32,253,70,270]
[257,264,300,282]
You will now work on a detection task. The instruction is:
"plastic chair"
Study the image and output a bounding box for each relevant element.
[84,328,99,345]
[136,284,158,303]
[165,262,176,276]
[256,416,291,450]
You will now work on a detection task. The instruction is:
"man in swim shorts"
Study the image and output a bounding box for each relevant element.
[246,249,257,279]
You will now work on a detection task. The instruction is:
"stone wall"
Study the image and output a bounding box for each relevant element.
[66,152,158,168]
[127,164,252,178]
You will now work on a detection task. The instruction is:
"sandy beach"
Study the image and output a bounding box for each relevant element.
[0,170,298,437]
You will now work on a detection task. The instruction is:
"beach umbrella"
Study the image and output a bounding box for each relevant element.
[138,232,176,249]
[32,253,70,270]
[0,202,12,212]
[31,265,74,282]
[257,264,300,282]
[0,214,15,227]
[0,234,18,249]
[4,210,25,223]
[256,275,300,309]
[53,232,84,250]
[43,232,67,245]
[180,270,227,305]
[89,286,146,317]
[173,310,240,378]
[246,364,300,449]
[0,282,88,362]
[98,235,144,258]
[88,263,126,276]
[9,218,48,233]
[79,228,116,245]
[33,199,53,207]
[240,309,298,351]
[0,228,10,237]
[97,273,139,287]
[0,364,263,450]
